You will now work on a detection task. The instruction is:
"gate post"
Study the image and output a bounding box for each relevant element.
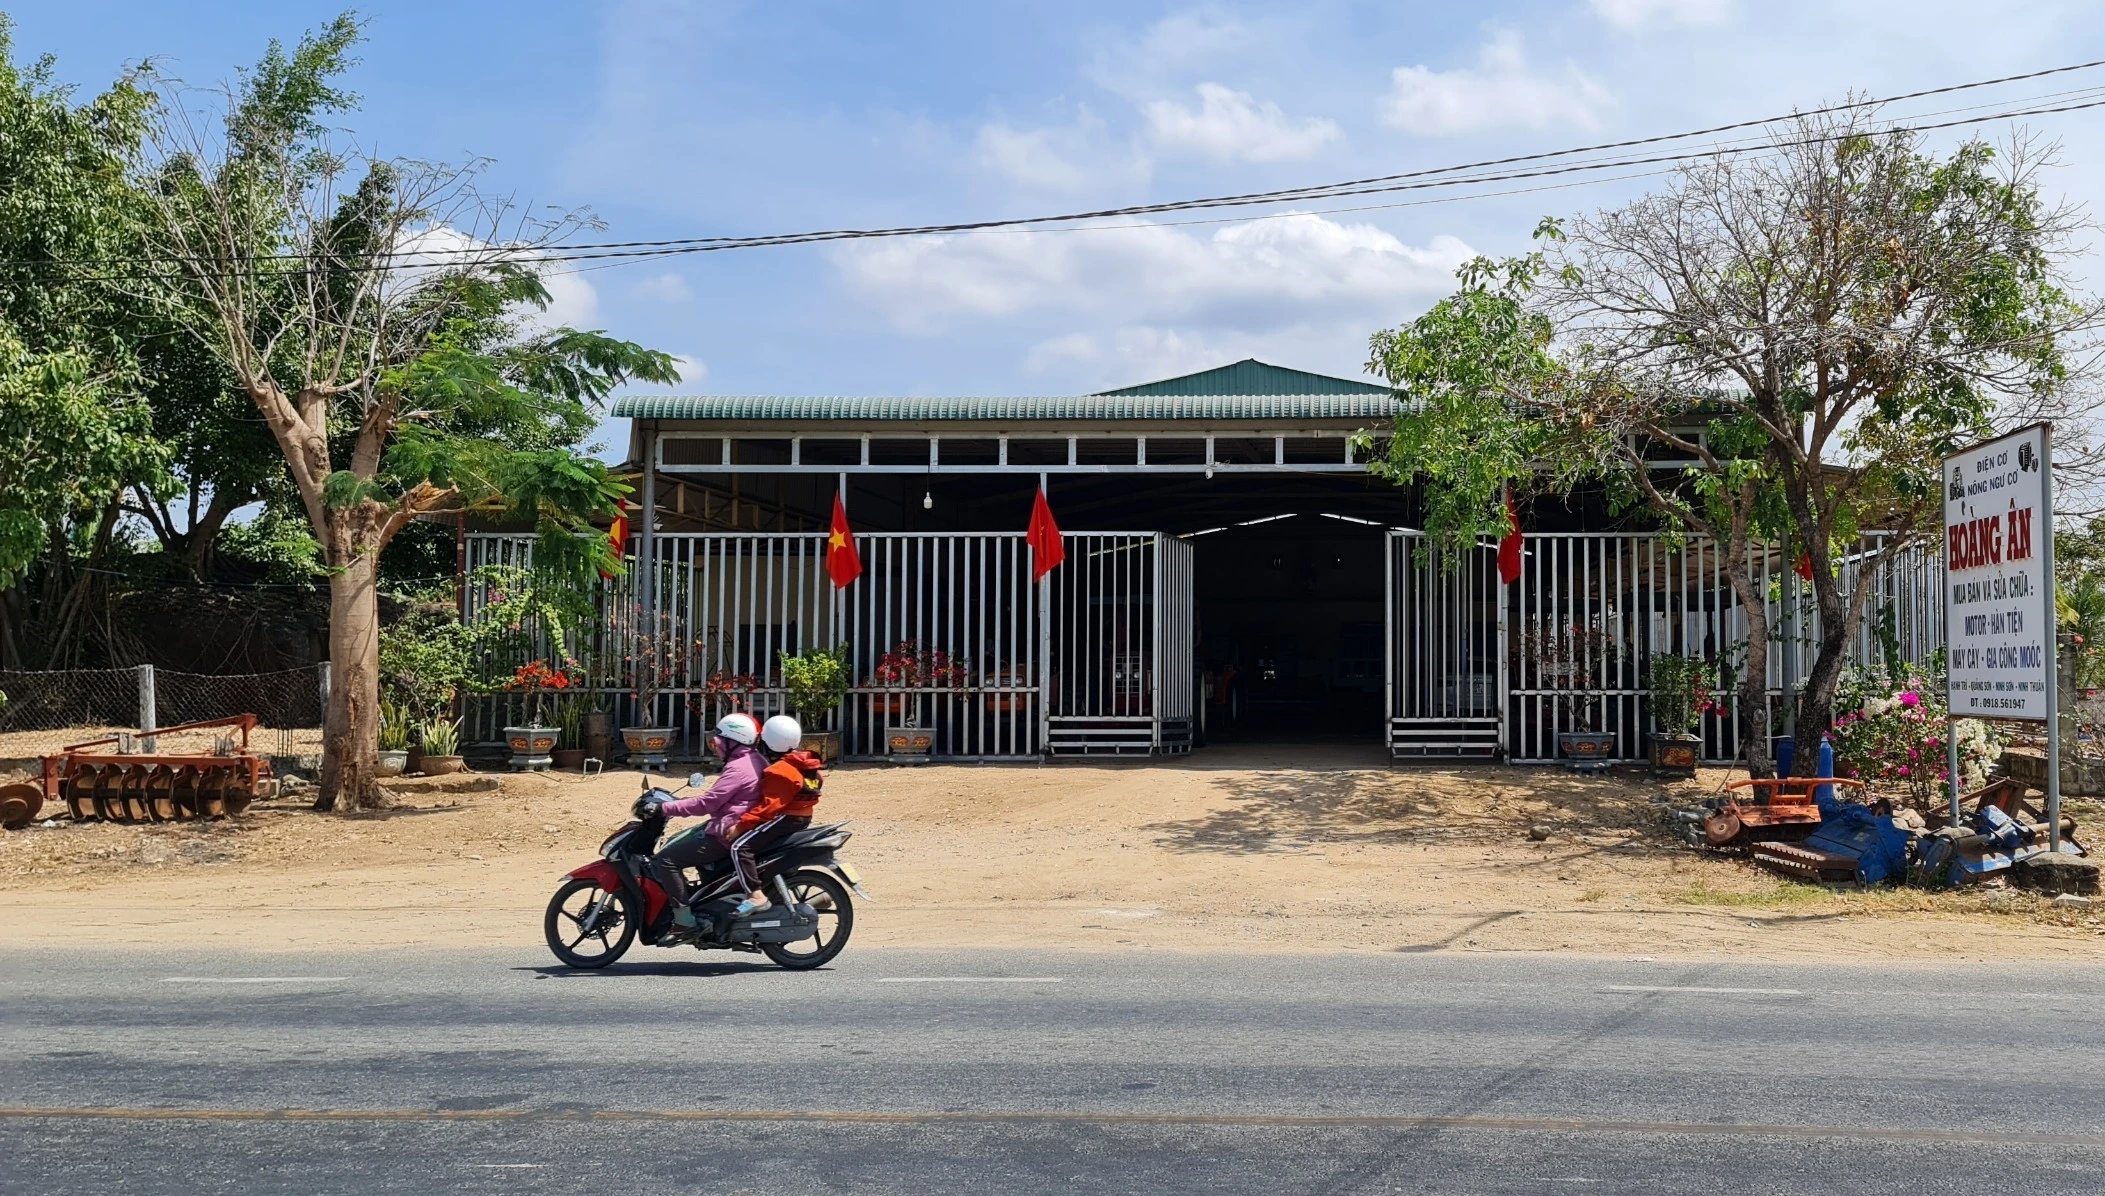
[137,664,156,753]
[1383,531,1395,756]
[1496,548,1509,761]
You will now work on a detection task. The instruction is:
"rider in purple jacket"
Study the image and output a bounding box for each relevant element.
[649,713,765,933]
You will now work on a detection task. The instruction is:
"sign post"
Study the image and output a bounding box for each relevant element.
[1942,424,2057,848]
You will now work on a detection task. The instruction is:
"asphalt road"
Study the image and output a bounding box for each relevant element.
[4,943,2103,1194]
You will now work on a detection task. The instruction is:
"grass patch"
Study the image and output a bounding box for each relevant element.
[1669,879,1835,909]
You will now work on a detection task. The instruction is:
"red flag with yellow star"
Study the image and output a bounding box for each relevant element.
[598,500,629,581]
[827,493,862,588]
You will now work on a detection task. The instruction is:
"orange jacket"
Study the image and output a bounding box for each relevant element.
[731,750,823,837]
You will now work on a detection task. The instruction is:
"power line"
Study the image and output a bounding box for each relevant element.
[16,62,2105,283]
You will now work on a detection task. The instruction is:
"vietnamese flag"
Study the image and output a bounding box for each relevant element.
[1027,487,1065,581]
[598,501,629,580]
[1497,489,1523,585]
[826,493,862,588]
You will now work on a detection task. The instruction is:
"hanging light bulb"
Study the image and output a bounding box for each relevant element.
[923,489,933,510]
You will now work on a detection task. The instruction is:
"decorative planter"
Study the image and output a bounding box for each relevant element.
[551,748,587,771]
[582,710,615,765]
[798,730,843,763]
[420,755,466,776]
[885,724,933,764]
[1648,732,1701,778]
[622,726,677,770]
[377,749,409,777]
[504,725,558,772]
[1556,731,1618,774]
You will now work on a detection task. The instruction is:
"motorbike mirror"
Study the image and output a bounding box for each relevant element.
[687,772,706,790]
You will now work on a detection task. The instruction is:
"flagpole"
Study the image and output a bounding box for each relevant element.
[1038,472,1052,758]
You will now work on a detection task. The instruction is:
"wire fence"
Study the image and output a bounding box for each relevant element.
[0,665,327,760]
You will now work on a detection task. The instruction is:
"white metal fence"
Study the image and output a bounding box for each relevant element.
[1385,529,1945,763]
[464,530,1196,759]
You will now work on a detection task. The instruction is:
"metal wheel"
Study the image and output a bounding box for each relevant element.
[544,877,637,969]
[760,869,855,971]
[0,782,42,830]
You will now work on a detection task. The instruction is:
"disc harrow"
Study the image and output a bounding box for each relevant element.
[24,715,273,826]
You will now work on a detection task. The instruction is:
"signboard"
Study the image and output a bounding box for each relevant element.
[1943,425,2052,720]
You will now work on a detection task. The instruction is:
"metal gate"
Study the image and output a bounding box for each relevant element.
[1046,532,1194,754]
[1385,530,1502,757]
[464,530,1191,759]
[1385,529,1946,763]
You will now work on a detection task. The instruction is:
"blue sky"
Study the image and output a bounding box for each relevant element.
[16,0,2105,455]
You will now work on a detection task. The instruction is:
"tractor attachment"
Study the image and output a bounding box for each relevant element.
[1689,777,1865,852]
[27,715,273,824]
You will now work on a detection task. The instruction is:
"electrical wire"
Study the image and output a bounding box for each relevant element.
[14,60,2105,283]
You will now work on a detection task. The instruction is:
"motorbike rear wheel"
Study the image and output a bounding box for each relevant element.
[761,868,854,971]
[545,877,638,968]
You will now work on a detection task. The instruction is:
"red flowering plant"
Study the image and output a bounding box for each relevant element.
[506,659,579,728]
[869,641,970,689]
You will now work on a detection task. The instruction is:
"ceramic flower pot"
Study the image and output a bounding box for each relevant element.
[504,725,558,772]
[377,749,409,777]
[622,726,677,770]
[1648,732,1701,778]
[419,755,466,776]
[1557,730,1618,773]
[551,748,587,771]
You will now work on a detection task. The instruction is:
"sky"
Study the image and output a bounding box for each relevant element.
[15,0,2105,457]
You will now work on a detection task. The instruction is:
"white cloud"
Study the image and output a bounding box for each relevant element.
[631,271,693,303]
[1025,326,1231,381]
[1380,31,1611,135]
[836,212,1472,332]
[665,354,707,387]
[1589,0,1733,29]
[974,110,1143,191]
[1143,83,1340,163]
[537,269,602,331]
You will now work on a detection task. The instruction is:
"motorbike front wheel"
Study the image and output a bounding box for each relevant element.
[544,877,638,968]
[761,868,855,971]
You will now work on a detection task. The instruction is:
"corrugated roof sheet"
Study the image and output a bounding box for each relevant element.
[610,393,1402,422]
[1096,357,1389,397]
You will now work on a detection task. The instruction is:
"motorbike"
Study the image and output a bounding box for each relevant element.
[543,771,868,970]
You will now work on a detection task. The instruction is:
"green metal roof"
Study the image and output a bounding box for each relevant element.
[1097,358,1389,397]
[610,393,1401,422]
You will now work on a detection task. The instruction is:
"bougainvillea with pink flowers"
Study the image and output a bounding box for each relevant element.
[1826,669,2000,812]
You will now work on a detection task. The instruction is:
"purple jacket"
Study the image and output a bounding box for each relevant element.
[658,742,763,841]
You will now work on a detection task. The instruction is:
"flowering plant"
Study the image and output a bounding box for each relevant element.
[1827,668,2001,812]
[505,659,579,727]
[614,606,696,727]
[1647,652,1717,736]
[869,640,969,689]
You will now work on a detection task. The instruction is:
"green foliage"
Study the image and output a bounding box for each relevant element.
[553,695,584,751]
[380,605,473,719]
[1646,653,1715,737]
[378,700,411,751]
[417,715,460,757]
[0,20,169,587]
[778,645,852,724]
[465,563,594,685]
[216,503,323,583]
[1363,234,1568,566]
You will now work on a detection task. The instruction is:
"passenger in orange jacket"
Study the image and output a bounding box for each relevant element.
[733,716,824,914]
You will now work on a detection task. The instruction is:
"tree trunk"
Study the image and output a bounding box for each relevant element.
[317,549,386,812]
[1723,564,1775,780]
[1793,625,1851,769]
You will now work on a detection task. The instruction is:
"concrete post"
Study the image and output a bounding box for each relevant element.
[137,664,156,753]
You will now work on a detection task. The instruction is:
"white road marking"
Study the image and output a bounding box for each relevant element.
[158,977,350,984]
[877,977,1063,984]
[1603,985,1800,995]
[468,1164,543,1169]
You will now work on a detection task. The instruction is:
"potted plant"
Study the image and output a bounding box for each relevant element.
[779,644,852,761]
[419,716,466,775]
[616,606,690,769]
[1646,652,1714,778]
[551,697,587,770]
[378,701,412,777]
[502,659,574,771]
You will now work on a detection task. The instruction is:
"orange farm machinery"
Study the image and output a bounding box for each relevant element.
[0,715,273,827]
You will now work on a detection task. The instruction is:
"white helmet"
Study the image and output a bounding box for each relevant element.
[760,714,803,754]
[714,712,760,746]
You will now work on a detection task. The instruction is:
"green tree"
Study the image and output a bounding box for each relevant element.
[128,16,678,810]
[0,17,167,665]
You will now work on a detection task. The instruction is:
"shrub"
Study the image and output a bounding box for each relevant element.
[1827,669,2000,812]
[779,645,852,725]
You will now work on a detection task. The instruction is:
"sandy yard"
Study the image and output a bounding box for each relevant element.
[2,744,2101,961]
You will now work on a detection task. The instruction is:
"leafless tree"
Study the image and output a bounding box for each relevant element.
[1544,103,2100,760]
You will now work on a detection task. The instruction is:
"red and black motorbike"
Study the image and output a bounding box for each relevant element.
[543,772,867,970]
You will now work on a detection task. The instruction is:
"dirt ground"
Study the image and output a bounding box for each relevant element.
[3,745,2102,960]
